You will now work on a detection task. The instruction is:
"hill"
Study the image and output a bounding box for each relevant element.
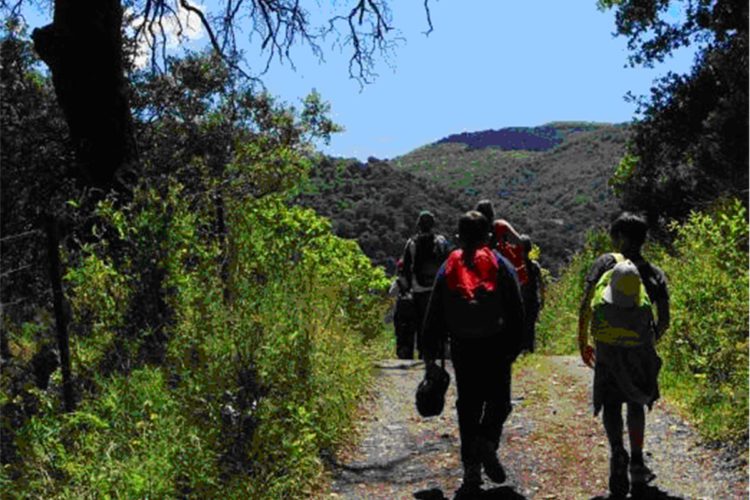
[295,157,471,273]
[390,123,630,272]
[297,123,629,274]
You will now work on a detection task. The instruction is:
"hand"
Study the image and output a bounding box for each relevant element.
[580,344,595,369]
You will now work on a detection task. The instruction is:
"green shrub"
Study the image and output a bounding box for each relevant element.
[654,199,748,443]
[537,229,610,354]
[5,172,391,497]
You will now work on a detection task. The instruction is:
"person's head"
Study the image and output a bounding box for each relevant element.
[519,234,532,256]
[493,219,514,243]
[458,211,489,249]
[609,212,648,251]
[475,199,495,223]
[416,210,435,233]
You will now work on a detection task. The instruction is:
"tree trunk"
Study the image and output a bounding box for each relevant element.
[32,0,137,191]
[45,215,75,412]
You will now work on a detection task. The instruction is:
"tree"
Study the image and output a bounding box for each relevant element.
[1,0,432,191]
[600,0,748,221]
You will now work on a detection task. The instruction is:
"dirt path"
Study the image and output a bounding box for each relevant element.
[323,355,747,499]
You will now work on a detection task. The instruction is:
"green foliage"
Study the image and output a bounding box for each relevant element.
[608,152,637,194]
[536,229,610,354]
[6,172,391,497]
[652,199,748,443]
[2,44,390,497]
[538,200,748,443]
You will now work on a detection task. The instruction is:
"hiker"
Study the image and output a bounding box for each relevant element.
[401,210,450,359]
[422,211,524,498]
[390,259,418,359]
[578,212,670,497]
[519,234,544,353]
[474,200,528,288]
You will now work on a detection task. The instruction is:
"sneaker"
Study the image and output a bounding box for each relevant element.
[609,447,630,497]
[629,462,656,485]
[476,439,506,484]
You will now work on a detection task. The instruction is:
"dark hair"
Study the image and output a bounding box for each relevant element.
[458,211,489,249]
[519,234,532,254]
[474,199,495,224]
[417,210,435,232]
[610,212,648,247]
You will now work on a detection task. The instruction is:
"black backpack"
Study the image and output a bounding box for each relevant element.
[412,233,444,288]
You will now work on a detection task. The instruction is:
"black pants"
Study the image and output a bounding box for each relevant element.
[394,296,417,359]
[523,303,539,353]
[451,337,513,466]
[413,291,431,358]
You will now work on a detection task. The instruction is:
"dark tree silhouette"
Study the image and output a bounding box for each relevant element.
[600,0,748,221]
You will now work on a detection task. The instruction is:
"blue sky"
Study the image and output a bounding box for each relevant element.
[22,1,697,161]
[241,1,696,160]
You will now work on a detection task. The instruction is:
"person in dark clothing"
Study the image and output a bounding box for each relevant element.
[390,259,418,359]
[401,210,450,358]
[422,211,524,498]
[519,234,544,353]
[578,212,670,497]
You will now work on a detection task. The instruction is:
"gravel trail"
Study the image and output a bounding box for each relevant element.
[323,355,747,499]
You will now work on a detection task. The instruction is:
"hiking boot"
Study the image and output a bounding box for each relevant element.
[608,447,630,497]
[476,439,506,484]
[453,480,482,499]
[629,462,656,485]
[453,462,482,499]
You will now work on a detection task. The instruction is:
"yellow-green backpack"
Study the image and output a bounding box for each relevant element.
[590,254,654,346]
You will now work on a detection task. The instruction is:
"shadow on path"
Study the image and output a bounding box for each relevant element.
[590,483,685,499]
[322,452,412,474]
[414,485,527,499]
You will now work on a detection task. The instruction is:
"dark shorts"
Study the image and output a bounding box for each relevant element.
[593,342,662,415]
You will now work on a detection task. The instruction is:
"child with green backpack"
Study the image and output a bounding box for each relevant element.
[578,213,670,497]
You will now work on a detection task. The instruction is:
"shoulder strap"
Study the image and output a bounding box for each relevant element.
[611,252,625,264]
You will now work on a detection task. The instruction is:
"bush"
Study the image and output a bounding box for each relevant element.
[3,175,391,498]
[653,199,748,443]
[536,229,610,354]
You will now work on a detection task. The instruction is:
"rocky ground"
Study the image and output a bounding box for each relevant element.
[322,355,747,499]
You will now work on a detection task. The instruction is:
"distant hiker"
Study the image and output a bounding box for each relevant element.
[422,211,524,498]
[519,234,544,353]
[578,212,670,497]
[390,259,418,359]
[474,200,528,288]
[401,210,450,358]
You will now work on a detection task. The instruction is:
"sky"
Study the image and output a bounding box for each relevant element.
[21,1,697,161]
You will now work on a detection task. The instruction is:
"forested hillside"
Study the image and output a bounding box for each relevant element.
[296,124,629,274]
[295,157,471,272]
[392,123,629,272]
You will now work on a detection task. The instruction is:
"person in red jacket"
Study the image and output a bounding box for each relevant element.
[422,210,524,498]
[474,200,528,287]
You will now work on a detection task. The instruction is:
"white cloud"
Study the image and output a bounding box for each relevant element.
[129,2,206,68]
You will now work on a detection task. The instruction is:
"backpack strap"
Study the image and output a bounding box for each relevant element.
[611,252,625,264]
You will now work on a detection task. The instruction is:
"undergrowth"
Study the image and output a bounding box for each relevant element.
[2,173,391,498]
